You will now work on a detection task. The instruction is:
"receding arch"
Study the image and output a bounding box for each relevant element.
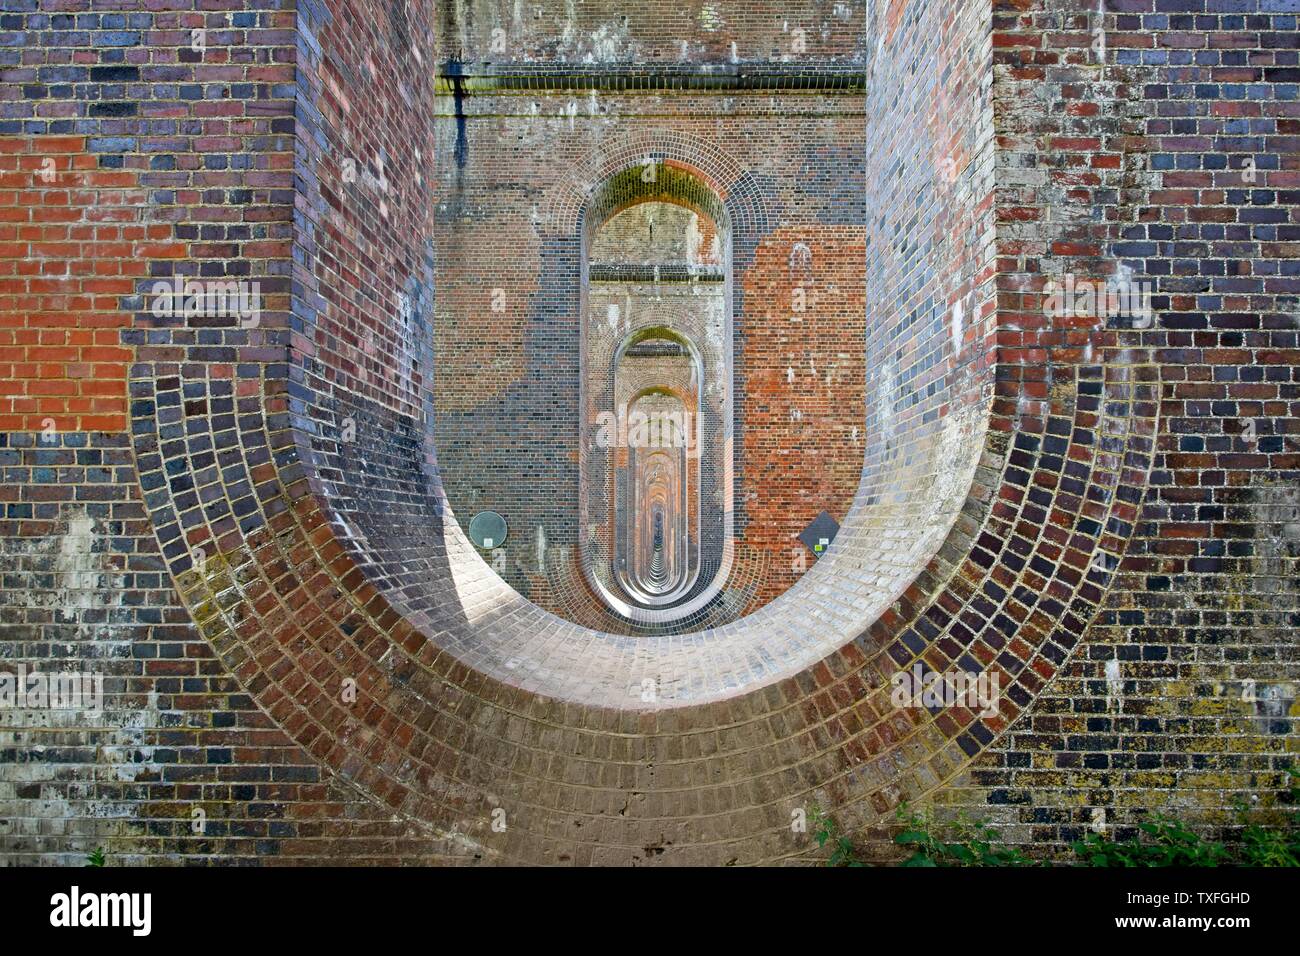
[579,167,735,628]
[538,127,768,242]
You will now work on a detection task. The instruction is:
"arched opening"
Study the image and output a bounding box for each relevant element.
[579,163,734,627]
[615,377,699,606]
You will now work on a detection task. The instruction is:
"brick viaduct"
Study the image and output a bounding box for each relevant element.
[0,0,1296,864]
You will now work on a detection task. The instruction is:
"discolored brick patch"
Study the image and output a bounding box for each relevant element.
[0,135,179,433]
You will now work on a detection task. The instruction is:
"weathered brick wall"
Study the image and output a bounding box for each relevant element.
[436,0,867,63]
[0,0,465,866]
[925,0,1300,857]
[589,203,717,264]
[0,2,385,864]
[0,432,464,864]
[0,0,1294,867]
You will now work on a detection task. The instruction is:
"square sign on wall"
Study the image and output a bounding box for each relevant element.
[798,511,840,560]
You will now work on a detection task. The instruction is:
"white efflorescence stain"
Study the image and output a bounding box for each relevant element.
[877,360,897,443]
[55,510,124,625]
[1105,658,1123,710]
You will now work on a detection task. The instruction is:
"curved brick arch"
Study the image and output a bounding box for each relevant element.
[583,163,732,242]
[540,126,769,245]
[4,0,1292,872]
[128,329,1155,863]
[117,0,1166,865]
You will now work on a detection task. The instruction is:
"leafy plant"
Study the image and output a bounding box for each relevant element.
[810,805,865,867]
[1074,767,1299,867]
[1072,815,1230,867]
[1238,821,1298,867]
[894,803,1034,867]
[85,847,105,868]
[1236,766,1299,867]
[810,767,1298,868]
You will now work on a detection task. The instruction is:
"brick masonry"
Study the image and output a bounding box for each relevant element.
[0,134,172,434]
[931,0,1300,854]
[0,0,1295,866]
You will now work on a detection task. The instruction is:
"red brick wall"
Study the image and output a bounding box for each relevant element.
[0,135,178,433]
[738,226,866,608]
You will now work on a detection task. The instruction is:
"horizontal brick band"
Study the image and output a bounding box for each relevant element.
[436,62,868,94]
[588,263,725,283]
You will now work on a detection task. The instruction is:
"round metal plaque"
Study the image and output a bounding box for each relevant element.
[468,511,508,550]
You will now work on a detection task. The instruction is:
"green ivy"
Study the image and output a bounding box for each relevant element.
[894,803,1036,867]
[811,767,1298,867]
[810,806,866,867]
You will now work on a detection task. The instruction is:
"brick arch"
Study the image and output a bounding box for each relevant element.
[583,163,731,244]
[539,127,769,247]
[128,334,1157,862]
[121,0,1161,865]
